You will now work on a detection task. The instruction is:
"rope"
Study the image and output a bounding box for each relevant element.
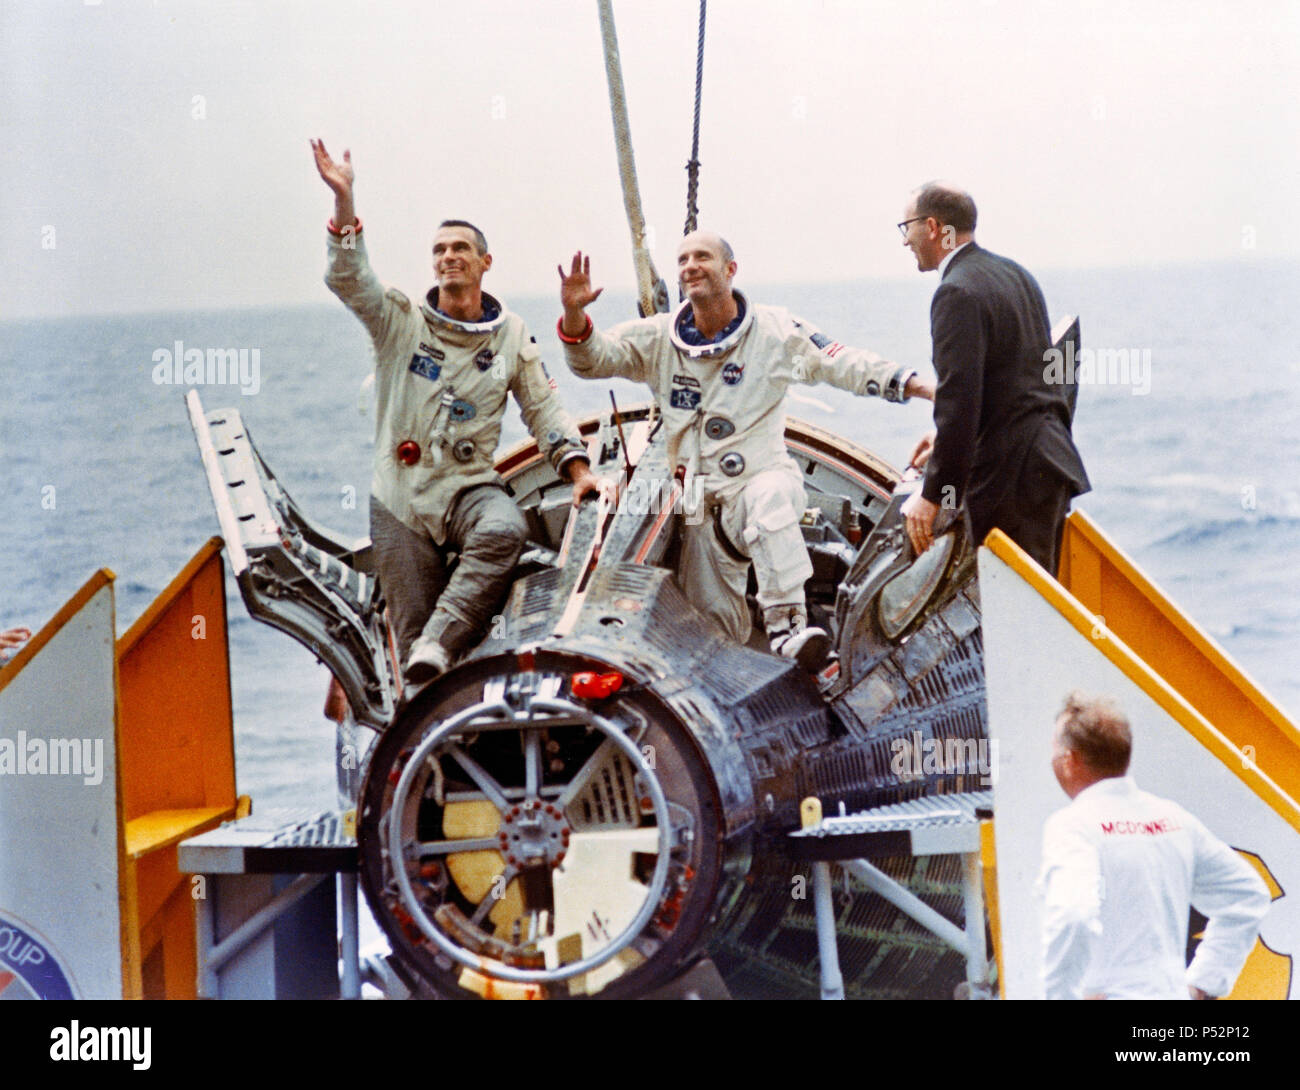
[683,0,707,236]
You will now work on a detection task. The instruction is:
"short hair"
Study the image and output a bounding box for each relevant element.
[436,219,489,255]
[913,183,978,234]
[1056,691,1132,776]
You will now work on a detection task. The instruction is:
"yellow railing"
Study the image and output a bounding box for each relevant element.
[1057,510,1300,807]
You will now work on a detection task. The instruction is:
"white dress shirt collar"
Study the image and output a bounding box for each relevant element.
[937,240,972,278]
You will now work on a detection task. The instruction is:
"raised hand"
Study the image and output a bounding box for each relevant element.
[310,138,354,196]
[558,252,604,335]
[311,138,357,231]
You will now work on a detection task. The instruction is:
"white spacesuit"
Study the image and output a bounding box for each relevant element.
[327,228,586,543]
[1039,775,1271,999]
[326,226,587,670]
[562,291,915,656]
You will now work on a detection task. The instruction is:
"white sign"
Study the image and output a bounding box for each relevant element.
[979,547,1298,1000]
[0,577,122,999]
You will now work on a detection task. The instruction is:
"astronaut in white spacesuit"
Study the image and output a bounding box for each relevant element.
[313,139,604,684]
[557,231,933,668]
[1040,691,1271,1000]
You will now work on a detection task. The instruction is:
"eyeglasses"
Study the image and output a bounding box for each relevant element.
[897,216,927,238]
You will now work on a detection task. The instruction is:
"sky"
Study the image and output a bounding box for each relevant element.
[2,0,1298,319]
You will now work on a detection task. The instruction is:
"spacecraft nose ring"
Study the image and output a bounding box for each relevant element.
[382,693,676,986]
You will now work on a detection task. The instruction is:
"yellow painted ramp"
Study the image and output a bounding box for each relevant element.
[1059,510,1300,805]
[978,527,1299,1000]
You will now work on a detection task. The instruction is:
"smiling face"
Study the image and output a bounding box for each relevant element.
[900,196,942,273]
[432,225,492,291]
[676,230,736,307]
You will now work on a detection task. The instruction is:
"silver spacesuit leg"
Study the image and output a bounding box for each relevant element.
[402,485,529,685]
[369,496,449,667]
[677,467,827,667]
[677,514,753,644]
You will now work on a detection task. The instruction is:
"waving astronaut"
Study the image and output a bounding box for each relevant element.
[557,231,934,669]
[313,138,604,686]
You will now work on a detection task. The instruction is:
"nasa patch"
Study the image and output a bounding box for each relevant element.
[669,388,701,411]
[474,348,495,372]
[409,354,442,382]
[0,913,77,1000]
[721,362,744,386]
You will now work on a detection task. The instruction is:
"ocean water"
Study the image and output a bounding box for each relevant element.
[3,258,1298,811]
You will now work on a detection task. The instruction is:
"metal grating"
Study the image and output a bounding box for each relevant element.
[519,567,563,617]
[266,809,355,848]
[708,851,970,1000]
[791,790,992,839]
[568,748,640,830]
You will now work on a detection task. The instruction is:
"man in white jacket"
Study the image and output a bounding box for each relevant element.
[557,232,933,668]
[312,140,603,684]
[1040,691,1271,999]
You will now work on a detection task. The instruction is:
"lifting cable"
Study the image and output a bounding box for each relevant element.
[683,0,707,236]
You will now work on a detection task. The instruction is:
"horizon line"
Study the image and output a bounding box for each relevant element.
[3,253,1296,324]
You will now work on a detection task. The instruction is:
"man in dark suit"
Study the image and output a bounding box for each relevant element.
[898,182,1089,576]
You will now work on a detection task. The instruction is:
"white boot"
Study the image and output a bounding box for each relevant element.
[405,635,452,687]
[766,607,830,671]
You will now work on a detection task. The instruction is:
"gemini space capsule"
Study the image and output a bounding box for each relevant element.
[197,399,989,999]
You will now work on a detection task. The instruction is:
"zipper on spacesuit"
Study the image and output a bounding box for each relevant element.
[677,407,705,516]
[427,386,457,465]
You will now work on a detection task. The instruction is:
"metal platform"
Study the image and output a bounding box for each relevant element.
[787,791,995,1001]
[788,790,992,860]
[179,807,357,875]
[180,809,362,999]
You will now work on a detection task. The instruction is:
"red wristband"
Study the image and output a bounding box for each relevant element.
[556,314,593,345]
[327,216,363,237]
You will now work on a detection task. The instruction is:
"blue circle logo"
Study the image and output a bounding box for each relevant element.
[0,912,77,1000]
